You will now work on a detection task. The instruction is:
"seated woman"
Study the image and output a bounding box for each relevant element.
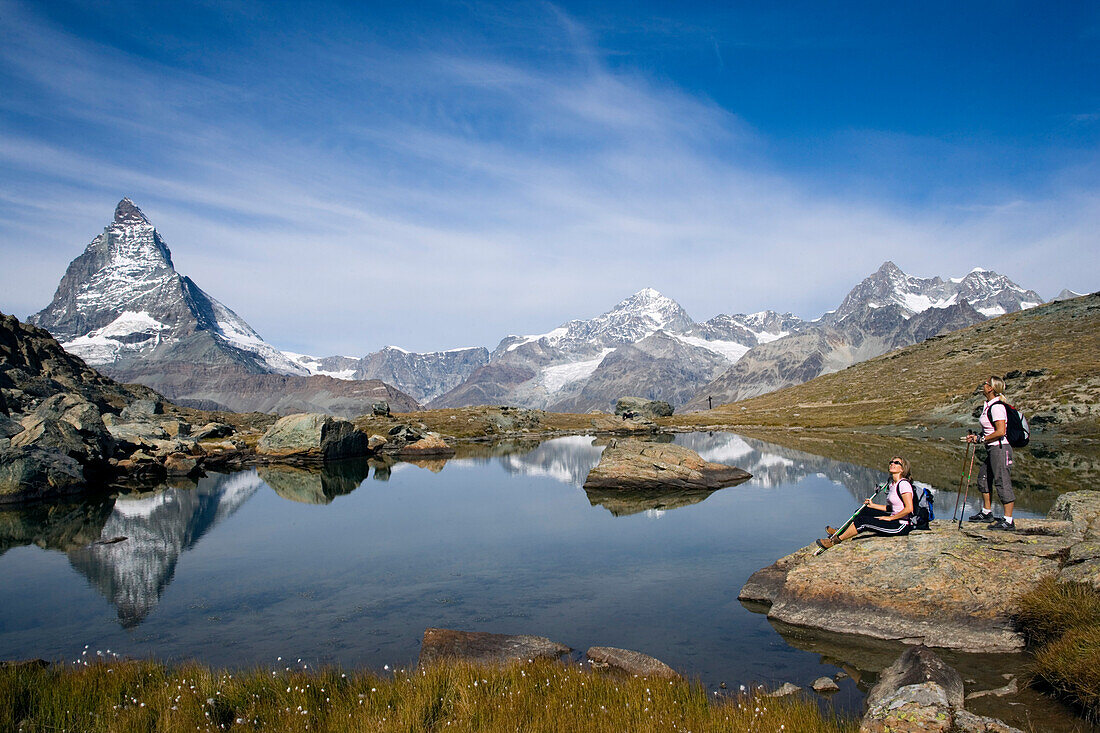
[817,456,915,550]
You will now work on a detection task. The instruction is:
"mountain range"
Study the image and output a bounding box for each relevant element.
[29,199,1050,416]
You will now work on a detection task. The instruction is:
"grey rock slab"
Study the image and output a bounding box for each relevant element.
[585,646,680,679]
[583,438,751,491]
[417,628,570,669]
[257,413,369,461]
[0,447,85,503]
[965,678,1017,700]
[811,676,840,693]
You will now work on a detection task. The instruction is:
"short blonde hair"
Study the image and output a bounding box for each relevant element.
[891,456,912,480]
[988,375,1005,396]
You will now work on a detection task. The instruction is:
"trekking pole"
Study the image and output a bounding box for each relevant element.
[813,483,887,556]
[952,433,975,521]
[957,436,979,530]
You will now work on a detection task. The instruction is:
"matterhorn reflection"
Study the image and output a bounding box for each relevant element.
[67,471,263,628]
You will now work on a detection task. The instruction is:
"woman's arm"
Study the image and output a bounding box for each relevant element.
[986,419,1007,442]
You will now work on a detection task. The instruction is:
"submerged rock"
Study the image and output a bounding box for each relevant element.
[740,500,1097,652]
[417,628,570,669]
[583,439,751,491]
[257,413,369,461]
[585,646,680,679]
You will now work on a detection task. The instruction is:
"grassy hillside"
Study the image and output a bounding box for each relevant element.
[677,293,1100,436]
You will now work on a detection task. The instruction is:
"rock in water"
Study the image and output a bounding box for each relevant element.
[811,676,839,693]
[396,434,455,457]
[583,439,751,491]
[585,646,680,679]
[860,646,1022,733]
[256,413,369,461]
[766,682,802,697]
[417,628,570,669]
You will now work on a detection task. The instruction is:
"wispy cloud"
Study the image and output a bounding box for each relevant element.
[0,1,1096,356]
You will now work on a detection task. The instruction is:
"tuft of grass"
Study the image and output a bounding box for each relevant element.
[1017,577,1100,647]
[1017,578,1100,719]
[1031,624,1100,719]
[0,657,856,732]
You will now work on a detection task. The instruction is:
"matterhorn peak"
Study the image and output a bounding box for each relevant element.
[114,197,151,225]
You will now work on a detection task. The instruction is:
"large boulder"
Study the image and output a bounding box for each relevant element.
[417,628,571,669]
[0,447,85,503]
[257,413,370,461]
[32,394,114,461]
[583,439,751,491]
[614,397,673,419]
[740,514,1084,652]
[860,646,1021,733]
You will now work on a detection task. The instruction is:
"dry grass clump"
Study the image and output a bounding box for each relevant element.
[1017,577,1100,646]
[0,656,856,732]
[1018,577,1100,719]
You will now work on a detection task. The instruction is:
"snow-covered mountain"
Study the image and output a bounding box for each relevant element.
[826,261,1042,324]
[681,261,1044,411]
[431,289,805,411]
[30,199,420,416]
[30,198,307,376]
[283,345,489,403]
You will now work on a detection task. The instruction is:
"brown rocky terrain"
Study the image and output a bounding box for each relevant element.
[740,490,1100,653]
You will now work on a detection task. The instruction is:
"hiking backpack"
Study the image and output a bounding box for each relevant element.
[896,479,935,530]
[1002,402,1031,448]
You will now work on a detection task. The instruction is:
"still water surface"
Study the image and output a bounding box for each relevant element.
[0,432,1076,725]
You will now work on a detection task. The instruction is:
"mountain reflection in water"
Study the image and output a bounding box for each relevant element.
[4,432,928,631]
[66,472,263,627]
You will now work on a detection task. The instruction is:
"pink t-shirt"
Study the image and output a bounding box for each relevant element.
[980,398,1008,445]
[887,479,914,515]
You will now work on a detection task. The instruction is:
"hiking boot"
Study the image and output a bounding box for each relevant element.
[989,518,1017,531]
[816,537,838,550]
[825,525,839,536]
[968,510,995,522]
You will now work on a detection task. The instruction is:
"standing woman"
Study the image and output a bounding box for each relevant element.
[966,375,1015,530]
[817,456,914,550]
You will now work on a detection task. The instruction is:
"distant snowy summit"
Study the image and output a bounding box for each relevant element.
[30,198,306,376]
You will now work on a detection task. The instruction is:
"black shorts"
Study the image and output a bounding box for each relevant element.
[853,506,912,536]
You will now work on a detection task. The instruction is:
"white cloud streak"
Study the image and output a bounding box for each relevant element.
[0,1,1096,356]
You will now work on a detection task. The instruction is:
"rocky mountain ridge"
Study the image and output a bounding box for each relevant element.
[679,262,1042,411]
[31,200,1055,417]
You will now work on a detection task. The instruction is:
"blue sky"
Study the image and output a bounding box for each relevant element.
[1,0,1097,355]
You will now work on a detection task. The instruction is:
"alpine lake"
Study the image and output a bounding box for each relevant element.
[0,431,1094,731]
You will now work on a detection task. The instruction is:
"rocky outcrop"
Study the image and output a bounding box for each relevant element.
[585,646,679,679]
[741,492,1100,652]
[583,439,751,491]
[860,646,1021,733]
[256,413,370,461]
[417,628,571,669]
